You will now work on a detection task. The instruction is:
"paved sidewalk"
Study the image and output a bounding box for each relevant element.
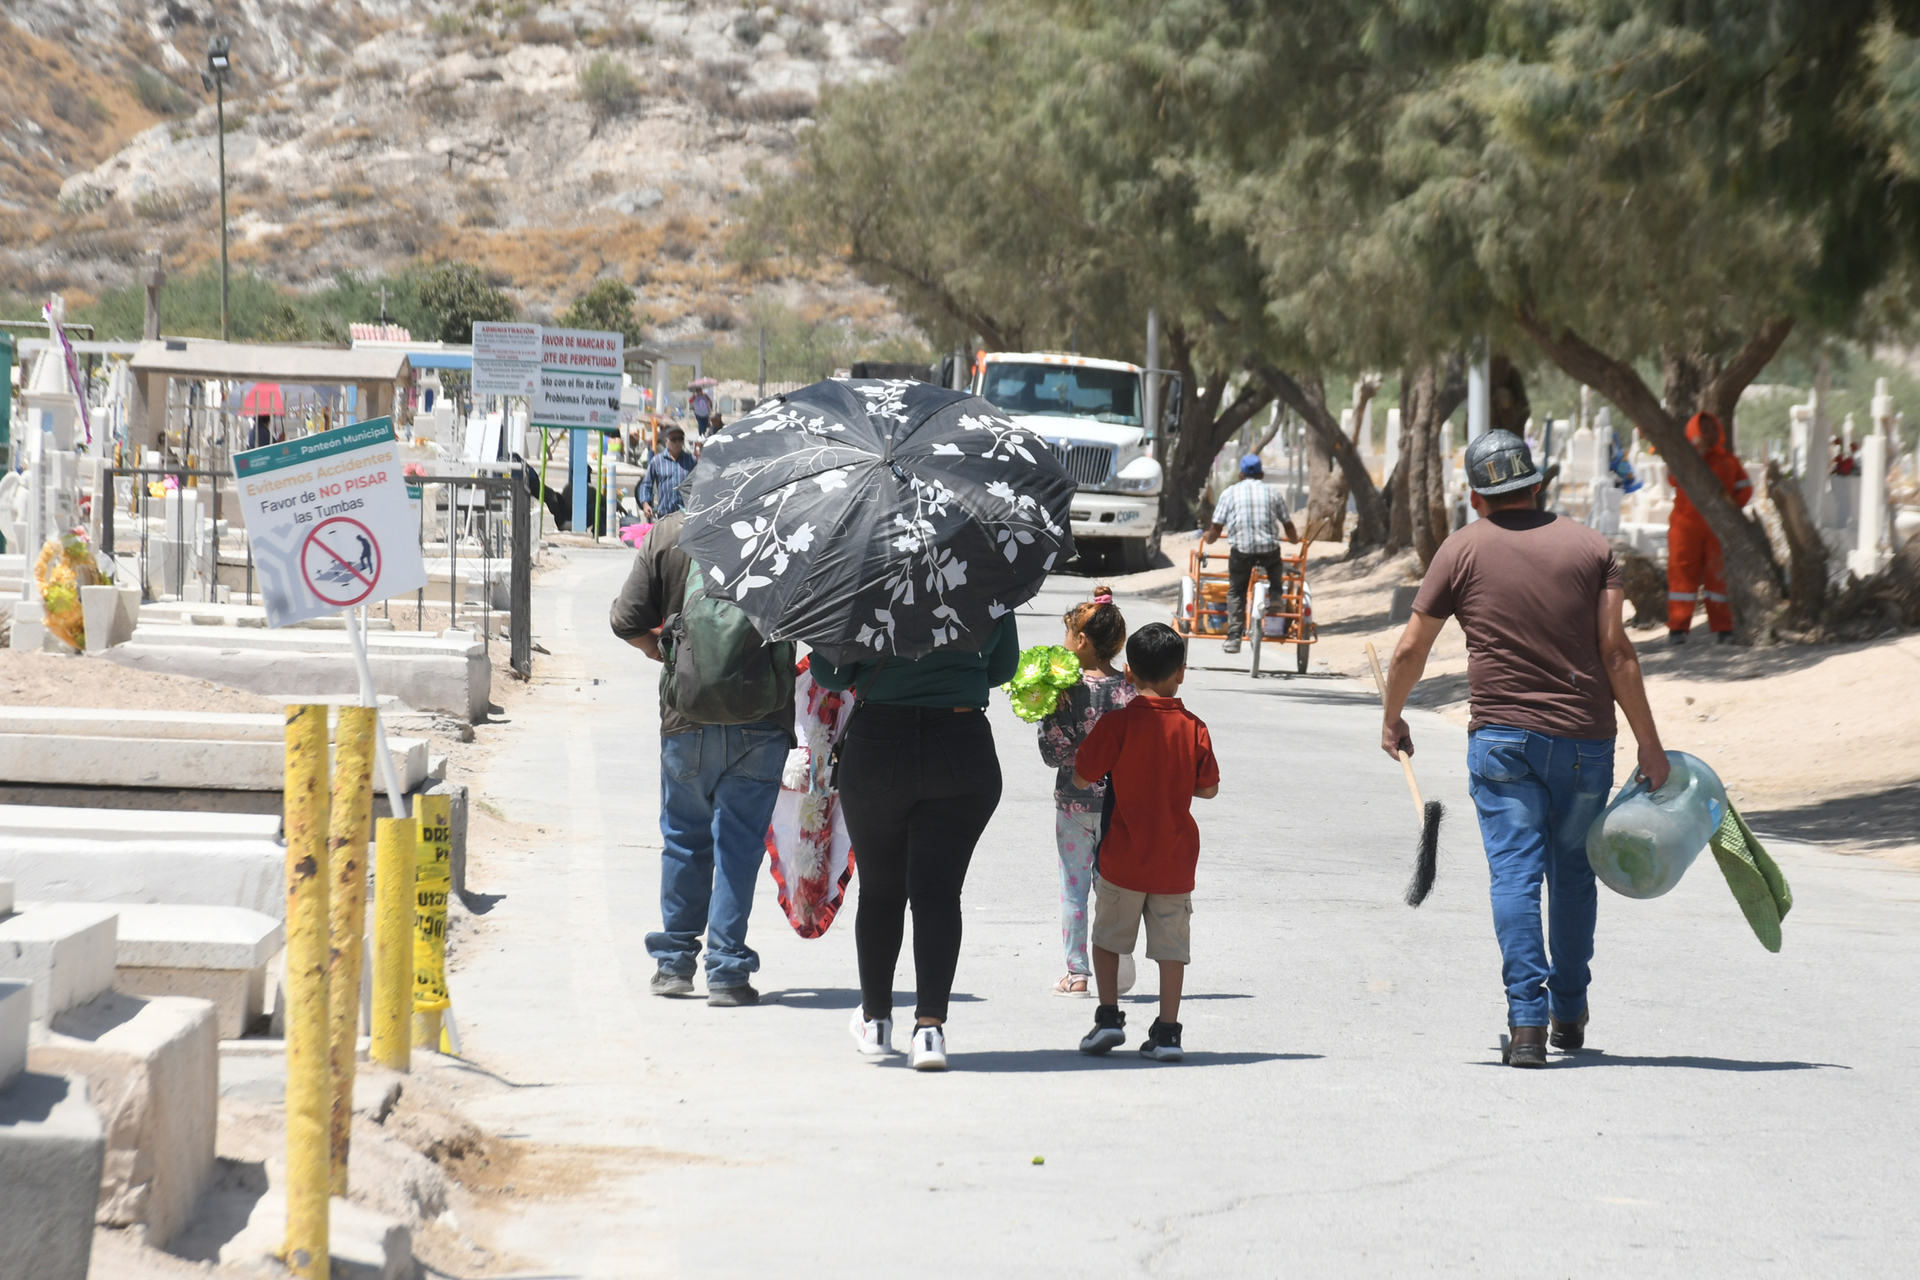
[452,548,1920,1278]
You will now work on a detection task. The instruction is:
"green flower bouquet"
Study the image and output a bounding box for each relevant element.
[1002,644,1083,723]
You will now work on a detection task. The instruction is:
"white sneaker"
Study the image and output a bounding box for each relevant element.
[849,1008,893,1056]
[909,1023,949,1071]
[1116,953,1137,995]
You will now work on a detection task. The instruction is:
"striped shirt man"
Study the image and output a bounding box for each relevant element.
[642,442,697,516]
[1210,476,1294,554]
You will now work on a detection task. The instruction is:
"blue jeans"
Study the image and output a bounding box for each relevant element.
[648,723,788,988]
[1466,726,1615,1027]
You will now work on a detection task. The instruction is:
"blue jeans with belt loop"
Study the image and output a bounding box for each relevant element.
[1466,725,1616,1028]
[648,722,789,990]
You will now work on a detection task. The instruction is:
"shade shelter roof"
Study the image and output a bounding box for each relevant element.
[129,339,411,384]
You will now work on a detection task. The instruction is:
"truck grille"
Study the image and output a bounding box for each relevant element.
[1046,441,1116,488]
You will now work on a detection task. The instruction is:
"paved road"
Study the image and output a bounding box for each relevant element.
[452,547,1920,1278]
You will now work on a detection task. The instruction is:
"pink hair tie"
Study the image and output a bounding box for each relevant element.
[1092,594,1113,604]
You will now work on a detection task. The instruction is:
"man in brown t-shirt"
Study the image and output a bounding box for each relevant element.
[1379,428,1669,1068]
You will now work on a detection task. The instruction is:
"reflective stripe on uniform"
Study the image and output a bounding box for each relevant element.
[1668,591,1698,601]
[1702,591,1729,602]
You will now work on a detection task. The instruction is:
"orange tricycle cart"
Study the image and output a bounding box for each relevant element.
[1172,542,1318,675]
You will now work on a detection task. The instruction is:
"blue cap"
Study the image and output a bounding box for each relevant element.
[1239,453,1264,476]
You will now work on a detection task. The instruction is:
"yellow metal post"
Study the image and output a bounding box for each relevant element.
[370,817,416,1072]
[412,793,453,1050]
[325,706,376,1197]
[283,705,331,1279]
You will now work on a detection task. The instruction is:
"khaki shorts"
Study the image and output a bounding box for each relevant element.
[1089,877,1192,964]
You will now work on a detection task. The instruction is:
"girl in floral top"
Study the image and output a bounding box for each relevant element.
[1036,587,1134,995]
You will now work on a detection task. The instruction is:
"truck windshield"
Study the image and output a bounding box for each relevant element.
[980,363,1141,426]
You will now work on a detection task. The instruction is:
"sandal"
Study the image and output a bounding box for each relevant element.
[1052,972,1091,997]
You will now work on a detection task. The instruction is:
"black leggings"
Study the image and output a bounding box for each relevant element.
[837,706,1003,1023]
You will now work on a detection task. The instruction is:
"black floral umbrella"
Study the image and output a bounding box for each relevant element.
[677,378,1076,665]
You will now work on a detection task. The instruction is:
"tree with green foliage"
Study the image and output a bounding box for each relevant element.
[415,261,516,344]
[557,278,644,345]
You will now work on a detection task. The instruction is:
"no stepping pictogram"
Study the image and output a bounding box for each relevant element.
[302,516,382,607]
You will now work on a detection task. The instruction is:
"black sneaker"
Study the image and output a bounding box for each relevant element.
[708,983,760,1007]
[1079,1004,1126,1055]
[1668,630,1687,646]
[1139,1018,1183,1062]
[650,970,695,998]
[1715,631,1734,645]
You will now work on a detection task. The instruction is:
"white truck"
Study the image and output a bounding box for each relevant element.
[970,351,1174,574]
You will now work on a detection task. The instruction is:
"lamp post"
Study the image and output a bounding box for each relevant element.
[204,37,232,342]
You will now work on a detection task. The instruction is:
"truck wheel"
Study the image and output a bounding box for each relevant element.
[1118,535,1152,575]
[1296,644,1310,674]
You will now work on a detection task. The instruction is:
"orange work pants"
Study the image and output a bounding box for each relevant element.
[1667,519,1731,633]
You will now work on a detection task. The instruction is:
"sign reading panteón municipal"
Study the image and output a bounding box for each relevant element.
[532,326,623,430]
[471,321,541,397]
[234,416,429,628]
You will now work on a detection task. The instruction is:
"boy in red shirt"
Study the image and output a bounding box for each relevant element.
[1070,623,1220,1061]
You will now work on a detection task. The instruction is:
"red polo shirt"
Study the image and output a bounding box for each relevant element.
[1073,695,1219,894]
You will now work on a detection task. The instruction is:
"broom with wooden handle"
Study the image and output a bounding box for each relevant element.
[1366,641,1443,906]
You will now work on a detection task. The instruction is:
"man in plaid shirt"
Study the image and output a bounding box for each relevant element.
[1203,454,1300,654]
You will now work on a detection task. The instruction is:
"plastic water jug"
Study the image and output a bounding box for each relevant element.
[1585,751,1728,899]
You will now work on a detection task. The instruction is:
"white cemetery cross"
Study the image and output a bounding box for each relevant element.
[232,416,428,815]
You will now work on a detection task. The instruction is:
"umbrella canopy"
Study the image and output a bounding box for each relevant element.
[689,376,718,389]
[240,382,285,415]
[679,378,1077,665]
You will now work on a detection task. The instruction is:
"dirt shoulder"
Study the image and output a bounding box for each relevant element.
[1113,531,1920,870]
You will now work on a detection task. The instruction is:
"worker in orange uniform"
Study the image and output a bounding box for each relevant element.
[1666,411,1753,645]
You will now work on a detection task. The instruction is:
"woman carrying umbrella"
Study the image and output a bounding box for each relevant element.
[678,378,1075,1070]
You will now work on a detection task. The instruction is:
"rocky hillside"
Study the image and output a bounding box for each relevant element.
[3,0,926,339]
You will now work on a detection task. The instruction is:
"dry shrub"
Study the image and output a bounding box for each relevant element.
[516,16,574,44]
[660,216,702,261]
[583,19,652,49]
[132,188,213,222]
[736,90,815,122]
[787,24,830,60]
[698,301,740,331]
[329,182,374,208]
[860,30,906,63]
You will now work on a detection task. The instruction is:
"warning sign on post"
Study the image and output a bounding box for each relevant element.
[234,417,429,628]
[532,327,623,430]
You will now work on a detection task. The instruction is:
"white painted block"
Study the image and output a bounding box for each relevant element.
[0,878,12,916]
[0,904,119,1021]
[0,979,28,1092]
[112,906,282,972]
[0,806,280,843]
[31,993,218,1247]
[0,842,285,919]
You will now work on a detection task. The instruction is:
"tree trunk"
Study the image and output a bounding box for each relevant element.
[1518,305,1796,639]
[1763,460,1829,629]
[1406,366,1440,568]
[1387,373,1414,553]
[1305,407,1347,542]
[1489,355,1530,436]
[1158,326,1273,530]
[1251,362,1390,554]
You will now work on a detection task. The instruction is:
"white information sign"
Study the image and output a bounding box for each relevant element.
[532,327,623,430]
[233,416,429,628]
[471,321,541,397]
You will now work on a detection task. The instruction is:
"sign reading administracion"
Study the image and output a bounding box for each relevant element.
[471,321,541,397]
[233,416,429,628]
[532,326,623,431]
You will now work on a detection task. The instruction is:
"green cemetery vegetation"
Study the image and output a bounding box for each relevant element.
[557,279,645,346]
[743,0,1920,636]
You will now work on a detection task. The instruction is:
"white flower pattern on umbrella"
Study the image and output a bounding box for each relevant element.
[679,378,1075,662]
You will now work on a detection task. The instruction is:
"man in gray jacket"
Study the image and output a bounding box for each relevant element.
[610,512,794,1007]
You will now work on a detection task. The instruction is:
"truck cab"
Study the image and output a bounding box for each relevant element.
[971,352,1165,573]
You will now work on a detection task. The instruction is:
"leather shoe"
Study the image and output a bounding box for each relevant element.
[1549,1009,1589,1052]
[1502,1025,1547,1068]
